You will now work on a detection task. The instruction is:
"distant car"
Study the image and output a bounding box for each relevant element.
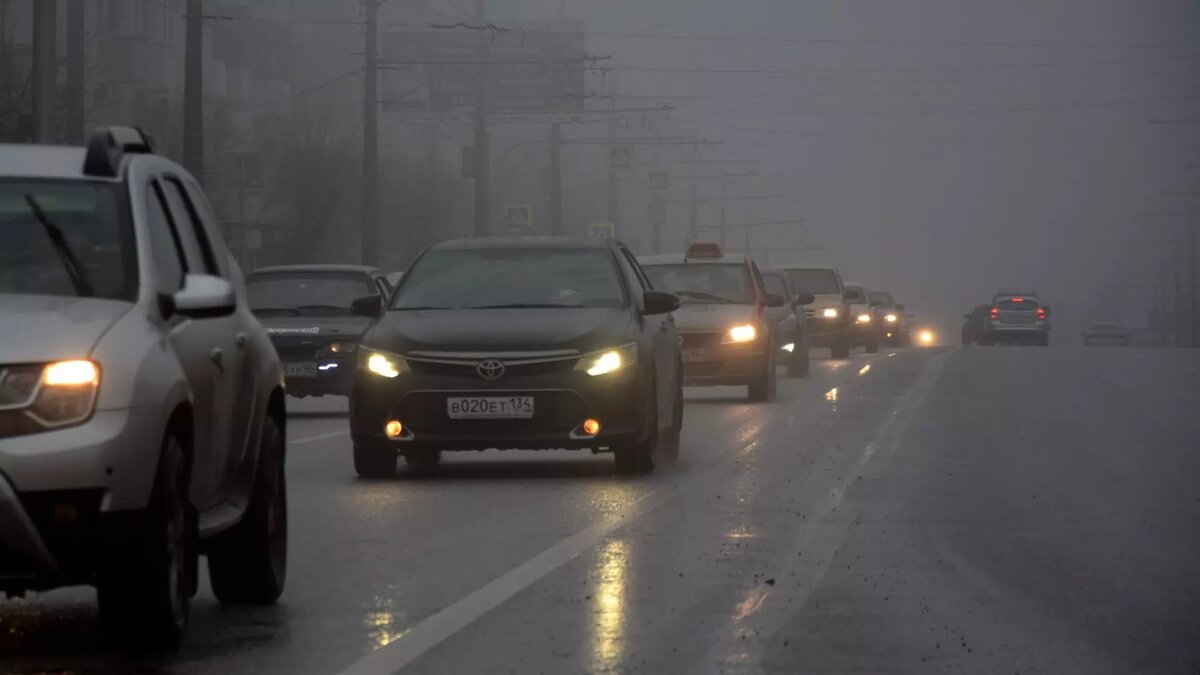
[1083,322,1130,346]
[0,128,287,646]
[981,294,1051,346]
[640,242,784,400]
[868,291,905,347]
[961,304,991,345]
[247,264,391,398]
[843,282,880,353]
[350,237,682,477]
[761,269,814,377]
[777,264,852,358]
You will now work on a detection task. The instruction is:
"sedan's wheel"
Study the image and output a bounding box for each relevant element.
[209,417,288,605]
[403,448,442,475]
[615,378,657,476]
[659,371,683,463]
[748,351,776,401]
[786,337,810,377]
[354,442,396,478]
[830,335,851,359]
[98,432,192,648]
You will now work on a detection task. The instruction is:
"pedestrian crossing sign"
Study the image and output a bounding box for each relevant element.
[503,204,532,229]
[589,222,616,239]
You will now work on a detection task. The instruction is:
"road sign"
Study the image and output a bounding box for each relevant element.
[382,21,586,114]
[589,222,615,238]
[503,204,533,230]
[610,146,634,168]
[648,171,669,191]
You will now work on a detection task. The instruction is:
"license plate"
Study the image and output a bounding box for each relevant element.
[447,396,535,419]
[284,362,318,377]
[682,349,707,362]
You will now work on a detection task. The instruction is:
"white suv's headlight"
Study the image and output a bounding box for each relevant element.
[822,307,840,319]
[27,359,100,427]
[362,350,408,378]
[575,343,638,376]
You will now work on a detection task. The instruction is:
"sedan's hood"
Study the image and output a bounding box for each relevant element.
[0,294,133,363]
[672,304,758,333]
[366,308,632,353]
[256,314,371,339]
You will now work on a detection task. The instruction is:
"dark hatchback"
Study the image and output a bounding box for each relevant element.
[246,264,392,397]
[349,237,682,477]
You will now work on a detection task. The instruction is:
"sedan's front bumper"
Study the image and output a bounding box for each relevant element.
[282,356,356,397]
[350,365,650,452]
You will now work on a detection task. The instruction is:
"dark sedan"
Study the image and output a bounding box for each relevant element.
[349,237,682,477]
[247,264,392,397]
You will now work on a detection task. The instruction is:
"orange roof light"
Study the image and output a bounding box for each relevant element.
[685,242,723,259]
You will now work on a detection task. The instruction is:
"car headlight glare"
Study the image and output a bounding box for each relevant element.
[822,308,839,319]
[856,313,872,324]
[576,343,638,376]
[722,324,758,344]
[364,351,407,378]
[885,313,898,323]
[25,360,100,427]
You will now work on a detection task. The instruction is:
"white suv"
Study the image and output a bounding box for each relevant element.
[0,128,287,646]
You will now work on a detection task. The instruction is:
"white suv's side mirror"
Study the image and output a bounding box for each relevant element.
[169,274,236,318]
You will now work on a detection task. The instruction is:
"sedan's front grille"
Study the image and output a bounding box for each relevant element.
[396,391,590,435]
[404,351,580,379]
[680,332,721,350]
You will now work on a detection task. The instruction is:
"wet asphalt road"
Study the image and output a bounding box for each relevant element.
[2,345,1199,674]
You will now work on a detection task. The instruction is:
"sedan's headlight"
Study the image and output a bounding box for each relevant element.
[319,341,358,357]
[362,350,408,378]
[885,313,898,323]
[856,313,872,324]
[26,360,99,427]
[721,324,758,344]
[822,308,840,319]
[575,343,638,376]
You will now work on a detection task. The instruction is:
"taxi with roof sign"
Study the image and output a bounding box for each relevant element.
[638,243,784,401]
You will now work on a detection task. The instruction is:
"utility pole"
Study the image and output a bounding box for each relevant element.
[549,122,563,235]
[606,73,618,228]
[30,0,56,143]
[361,0,379,265]
[718,166,727,247]
[472,0,490,236]
[65,0,85,144]
[183,0,204,180]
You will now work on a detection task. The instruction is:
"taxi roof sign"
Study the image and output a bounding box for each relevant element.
[685,242,724,259]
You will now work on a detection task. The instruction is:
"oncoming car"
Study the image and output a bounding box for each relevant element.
[349,237,682,477]
[843,282,880,354]
[778,264,852,359]
[247,264,392,398]
[0,128,287,646]
[639,243,785,401]
[761,269,814,377]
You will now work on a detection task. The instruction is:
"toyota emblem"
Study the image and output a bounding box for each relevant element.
[476,359,506,380]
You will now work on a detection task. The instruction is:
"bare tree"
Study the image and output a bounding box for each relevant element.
[0,0,32,142]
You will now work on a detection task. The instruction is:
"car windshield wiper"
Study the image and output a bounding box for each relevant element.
[468,303,584,309]
[394,305,451,310]
[294,304,355,315]
[251,307,301,317]
[673,290,736,304]
[24,194,94,297]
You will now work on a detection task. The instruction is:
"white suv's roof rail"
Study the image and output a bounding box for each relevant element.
[83,126,156,178]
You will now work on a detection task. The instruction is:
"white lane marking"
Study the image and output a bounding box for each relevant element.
[338,483,682,675]
[289,429,349,446]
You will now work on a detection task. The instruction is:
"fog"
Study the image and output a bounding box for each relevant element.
[3,0,1197,334]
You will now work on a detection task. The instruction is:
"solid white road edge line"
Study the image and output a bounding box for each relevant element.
[289,429,350,446]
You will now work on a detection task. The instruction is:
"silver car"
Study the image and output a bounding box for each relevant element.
[0,128,287,646]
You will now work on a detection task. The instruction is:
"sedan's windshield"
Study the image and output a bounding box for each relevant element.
[784,268,840,294]
[642,263,754,305]
[0,179,135,301]
[392,248,627,310]
[762,273,788,298]
[246,273,376,316]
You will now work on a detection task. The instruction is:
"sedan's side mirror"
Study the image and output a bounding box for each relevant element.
[870,301,884,308]
[794,293,815,306]
[169,274,235,319]
[351,294,384,318]
[896,304,906,311]
[764,293,785,308]
[643,290,680,316]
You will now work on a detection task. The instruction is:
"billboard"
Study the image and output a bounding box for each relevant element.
[382,21,586,115]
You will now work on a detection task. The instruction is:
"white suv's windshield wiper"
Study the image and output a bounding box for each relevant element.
[674,290,737,304]
[467,303,585,309]
[24,194,94,297]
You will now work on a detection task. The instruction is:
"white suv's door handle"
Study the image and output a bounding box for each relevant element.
[210,347,224,369]
[235,332,247,348]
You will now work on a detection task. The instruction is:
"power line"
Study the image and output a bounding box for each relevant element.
[229,68,362,113]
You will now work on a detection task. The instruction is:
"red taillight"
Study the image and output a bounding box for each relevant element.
[1012,297,1024,303]
[989,307,998,319]
[1037,308,1046,319]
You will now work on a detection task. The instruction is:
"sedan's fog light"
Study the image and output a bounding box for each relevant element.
[385,420,404,438]
[582,418,601,436]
